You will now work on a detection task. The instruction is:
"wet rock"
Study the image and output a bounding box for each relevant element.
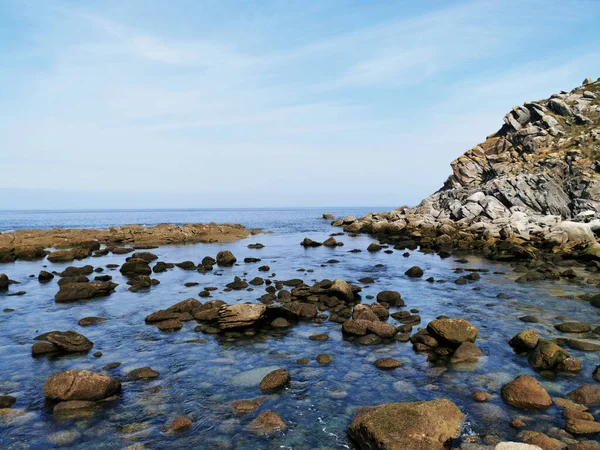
[528,340,569,371]
[48,249,90,263]
[225,277,248,290]
[247,243,264,249]
[120,258,152,276]
[43,331,93,353]
[0,396,16,408]
[270,318,291,328]
[555,322,592,333]
[127,367,160,380]
[367,243,382,252]
[309,333,329,341]
[44,370,121,402]
[370,302,389,321]
[247,410,287,434]
[53,400,97,419]
[59,265,94,277]
[38,271,54,283]
[259,369,290,392]
[567,385,600,405]
[373,358,402,370]
[153,261,173,273]
[450,342,485,363]
[156,319,183,331]
[427,318,478,346]
[356,334,383,345]
[376,290,404,306]
[166,416,192,432]
[102,362,121,370]
[558,338,600,352]
[131,251,158,262]
[593,365,600,382]
[175,261,197,270]
[501,375,552,409]
[353,304,379,322]
[509,330,539,350]
[216,251,237,266]
[565,418,600,434]
[316,354,333,365]
[329,278,354,301]
[54,282,116,303]
[520,316,541,323]
[57,275,89,286]
[348,399,464,450]
[495,443,542,450]
[218,304,266,330]
[301,238,322,247]
[0,274,8,290]
[518,431,564,450]
[127,275,159,292]
[32,342,60,356]
[283,301,317,319]
[405,266,424,277]
[471,392,491,402]
[323,237,342,247]
[231,396,267,414]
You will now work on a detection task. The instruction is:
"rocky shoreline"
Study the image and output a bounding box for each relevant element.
[0,222,257,263]
[0,80,599,449]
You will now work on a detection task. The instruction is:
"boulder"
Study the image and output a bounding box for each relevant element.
[405,266,424,278]
[509,330,539,350]
[450,342,484,363]
[216,251,237,266]
[427,318,478,346]
[376,290,404,306]
[348,399,464,450]
[528,340,569,370]
[0,274,8,290]
[218,304,266,330]
[259,368,290,392]
[54,282,115,303]
[44,370,121,402]
[119,258,151,276]
[247,410,287,434]
[127,367,160,380]
[567,385,600,405]
[329,279,354,301]
[501,375,552,409]
[44,331,93,353]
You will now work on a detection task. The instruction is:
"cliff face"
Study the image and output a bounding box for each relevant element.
[340,77,600,255]
[420,77,600,221]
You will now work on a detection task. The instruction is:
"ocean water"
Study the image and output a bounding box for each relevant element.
[0,209,599,449]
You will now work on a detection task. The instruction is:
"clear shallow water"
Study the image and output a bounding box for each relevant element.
[0,209,599,449]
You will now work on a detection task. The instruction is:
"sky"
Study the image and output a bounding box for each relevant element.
[1,0,600,210]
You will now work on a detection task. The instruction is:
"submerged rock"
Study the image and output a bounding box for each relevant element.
[54,282,115,303]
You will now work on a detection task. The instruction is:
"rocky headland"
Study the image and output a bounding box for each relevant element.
[336,78,600,265]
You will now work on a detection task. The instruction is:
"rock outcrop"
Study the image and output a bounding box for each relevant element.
[337,78,600,256]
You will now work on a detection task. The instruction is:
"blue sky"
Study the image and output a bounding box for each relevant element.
[1,0,599,210]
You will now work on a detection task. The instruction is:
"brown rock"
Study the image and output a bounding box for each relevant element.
[44,370,121,401]
[427,318,478,345]
[501,375,552,410]
[567,385,600,405]
[348,399,464,450]
[247,410,287,434]
[259,369,290,392]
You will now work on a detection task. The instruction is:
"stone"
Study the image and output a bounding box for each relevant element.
[348,399,464,450]
[247,410,287,434]
[501,375,552,409]
[54,282,115,303]
[127,367,160,380]
[166,416,193,432]
[329,278,354,301]
[259,369,290,392]
[120,258,151,276]
[450,342,484,363]
[509,330,539,350]
[271,318,291,328]
[376,290,404,306]
[78,317,108,326]
[495,444,542,450]
[567,385,600,405]
[528,340,569,370]
[216,251,236,266]
[565,418,600,434]
[156,319,183,331]
[38,271,54,282]
[373,358,403,370]
[44,370,121,401]
[218,304,266,329]
[405,266,424,277]
[0,396,16,408]
[316,354,333,365]
[231,396,267,414]
[44,331,93,353]
[427,318,478,345]
[471,392,491,402]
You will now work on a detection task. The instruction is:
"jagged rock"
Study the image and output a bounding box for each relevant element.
[347,399,464,450]
[329,278,354,301]
[509,330,539,350]
[247,410,287,434]
[528,340,569,371]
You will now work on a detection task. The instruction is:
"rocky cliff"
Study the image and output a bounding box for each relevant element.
[339,77,600,258]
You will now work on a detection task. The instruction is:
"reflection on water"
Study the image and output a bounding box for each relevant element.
[0,209,599,448]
